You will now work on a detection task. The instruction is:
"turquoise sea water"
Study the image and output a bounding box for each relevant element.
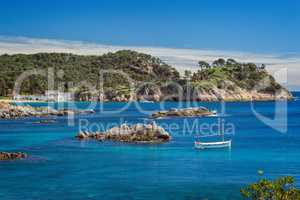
[1,93,300,200]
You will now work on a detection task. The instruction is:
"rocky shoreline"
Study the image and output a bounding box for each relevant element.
[0,152,27,160]
[0,102,95,119]
[151,107,215,119]
[188,87,294,102]
[76,122,170,144]
[75,80,293,102]
[74,90,294,102]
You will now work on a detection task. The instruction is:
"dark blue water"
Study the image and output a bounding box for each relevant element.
[1,93,300,200]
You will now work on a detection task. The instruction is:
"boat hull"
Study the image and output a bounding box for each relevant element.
[194,140,231,149]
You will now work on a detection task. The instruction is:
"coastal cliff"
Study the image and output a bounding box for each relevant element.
[0,51,293,102]
[136,80,292,102]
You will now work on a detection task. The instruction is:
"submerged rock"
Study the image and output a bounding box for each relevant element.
[76,131,106,141]
[76,122,170,144]
[151,107,214,119]
[0,152,27,160]
[32,119,57,124]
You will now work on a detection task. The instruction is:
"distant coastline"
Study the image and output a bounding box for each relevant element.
[0,98,294,104]
[0,95,295,104]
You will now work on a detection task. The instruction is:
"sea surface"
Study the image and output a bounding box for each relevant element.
[1,92,300,200]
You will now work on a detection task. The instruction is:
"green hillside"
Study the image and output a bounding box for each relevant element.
[0,50,179,96]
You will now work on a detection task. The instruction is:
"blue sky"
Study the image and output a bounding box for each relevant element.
[0,0,300,54]
[0,0,300,89]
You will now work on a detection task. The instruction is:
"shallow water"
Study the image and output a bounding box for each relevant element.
[1,93,300,200]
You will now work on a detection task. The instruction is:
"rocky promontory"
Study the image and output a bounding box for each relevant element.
[0,152,27,160]
[0,102,95,119]
[151,107,215,119]
[76,122,170,144]
[0,102,62,119]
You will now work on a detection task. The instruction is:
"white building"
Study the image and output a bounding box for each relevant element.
[13,94,48,101]
[13,91,73,102]
[45,90,73,102]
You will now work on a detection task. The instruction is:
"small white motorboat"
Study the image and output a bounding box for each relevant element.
[194,140,231,149]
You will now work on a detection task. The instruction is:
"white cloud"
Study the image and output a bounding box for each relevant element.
[0,36,299,90]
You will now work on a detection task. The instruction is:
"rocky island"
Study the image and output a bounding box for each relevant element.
[76,122,170,144]
[151,107,215,119]
[0,50,293,102]
[0,152,27,160]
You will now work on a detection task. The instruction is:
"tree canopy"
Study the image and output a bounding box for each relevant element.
[0,50,179,95]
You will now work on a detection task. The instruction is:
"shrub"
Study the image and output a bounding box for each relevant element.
[241,176,300,200]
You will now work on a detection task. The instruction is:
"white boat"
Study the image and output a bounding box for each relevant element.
[194,140,231,149]
[140,100,154,103]
[211,110,217,115]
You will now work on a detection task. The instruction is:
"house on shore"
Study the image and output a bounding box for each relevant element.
[45,90,73,102]
[13,90,73,102]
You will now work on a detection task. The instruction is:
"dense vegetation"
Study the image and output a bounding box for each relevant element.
[183,58,283,94]
[0,50,179,96]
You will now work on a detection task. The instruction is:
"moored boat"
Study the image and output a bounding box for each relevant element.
[194,140,231,149]
[140,100,154,103]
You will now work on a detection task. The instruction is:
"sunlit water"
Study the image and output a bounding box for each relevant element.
[1,92,300,200]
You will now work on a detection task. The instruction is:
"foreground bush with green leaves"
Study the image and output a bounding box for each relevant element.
[240,176,300,200]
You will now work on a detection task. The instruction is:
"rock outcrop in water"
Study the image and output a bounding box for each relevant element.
[151,107,214,119]
[76,122,170,144]
[0,152,27,160]
[0,102,57,118]
[0,102,95,119]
